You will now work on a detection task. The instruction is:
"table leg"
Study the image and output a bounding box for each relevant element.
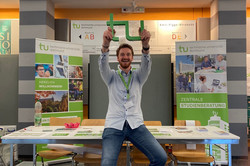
[228,144,232,166]
[126,142,131,166]
[209,144,213,166]
[10,144,13,166]
[33,144,36,166]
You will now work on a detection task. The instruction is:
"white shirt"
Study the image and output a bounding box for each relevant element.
[98,51,152,130]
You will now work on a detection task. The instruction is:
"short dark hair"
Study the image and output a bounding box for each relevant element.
[116,43,134,57]
[199,75,206,81]
[36,64,44,70]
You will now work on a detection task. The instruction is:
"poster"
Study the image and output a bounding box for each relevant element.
[35,38,83,125]
[71,20,196,104]
[176,40,228,164]
[0,19,19,55]
[0,20,11,54]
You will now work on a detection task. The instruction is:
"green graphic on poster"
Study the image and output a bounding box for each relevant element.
[0,20,11,54]
[176,40,228,164]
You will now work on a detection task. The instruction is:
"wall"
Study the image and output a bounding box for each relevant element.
[0,8,210,20]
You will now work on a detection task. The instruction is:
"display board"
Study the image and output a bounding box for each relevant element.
[35,38,83,125]
[71,20,196,104]
[89,54,172,125]
[176,40,228,164]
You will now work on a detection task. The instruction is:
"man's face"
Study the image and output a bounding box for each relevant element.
[204,57,208,62]
[117,48,133,69]
[37,66,45,77]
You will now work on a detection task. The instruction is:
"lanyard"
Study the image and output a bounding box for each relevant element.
[118,70,132,100]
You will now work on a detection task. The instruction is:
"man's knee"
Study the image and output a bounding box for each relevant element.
[101,158,117,166]
[150,150,167,166]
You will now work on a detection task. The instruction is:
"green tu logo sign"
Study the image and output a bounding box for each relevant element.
[73,23,80,29]
[39,43,49,51]
[179,46,188,52]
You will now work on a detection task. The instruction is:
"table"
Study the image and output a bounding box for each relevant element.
[1,126,239,166]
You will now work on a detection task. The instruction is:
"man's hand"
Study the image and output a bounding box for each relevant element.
[44,71,50,77]
[102,27,116,52]
[139,28,151,53]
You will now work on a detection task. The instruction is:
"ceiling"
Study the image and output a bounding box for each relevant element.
[0,0,250,9]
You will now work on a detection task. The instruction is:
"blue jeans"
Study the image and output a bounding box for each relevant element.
[101,121,167,166]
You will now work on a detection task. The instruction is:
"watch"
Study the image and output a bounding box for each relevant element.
[143,46,150,51]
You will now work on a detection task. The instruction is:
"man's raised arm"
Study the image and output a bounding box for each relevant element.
[98,27,116,85]
[137,28,152,85]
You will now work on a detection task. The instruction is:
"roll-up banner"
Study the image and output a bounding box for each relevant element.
[35,38,83,161]
[176,40,228,164]
[35,38,83,124]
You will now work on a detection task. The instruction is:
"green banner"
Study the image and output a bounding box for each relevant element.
[0,20,11,54]
[176,40,228,164]
[35,38,84,161]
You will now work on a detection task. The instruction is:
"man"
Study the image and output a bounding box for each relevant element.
[99,27,167,166]
[69,79,77,100]
[36,64,51,78]
[201,56,212,70]
[182,74,188,91]
[178,73,183,90]
[36,65,45,78]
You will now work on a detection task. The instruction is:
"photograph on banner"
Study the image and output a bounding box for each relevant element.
[35,91,68,113]
[69,66,83,78]
[54,54,68,78]
[195,54,226,74]
[69,79,83,101]
[175,55,194,93]
[35,64,54,78]
[194,74,227,93]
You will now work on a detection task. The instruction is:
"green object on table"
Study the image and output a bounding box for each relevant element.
[52,133,69,136]
[215,69,224,73]
[107,13,144,41]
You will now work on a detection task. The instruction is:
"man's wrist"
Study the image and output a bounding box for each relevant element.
[142,45,150,54]
[142,45,150,51]
[101,44,109,53]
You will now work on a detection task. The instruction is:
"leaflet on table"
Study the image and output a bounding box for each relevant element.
[6,132,47,137]
[214,131,229,135]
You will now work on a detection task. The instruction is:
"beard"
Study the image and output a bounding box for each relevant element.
[119,61,131,69]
